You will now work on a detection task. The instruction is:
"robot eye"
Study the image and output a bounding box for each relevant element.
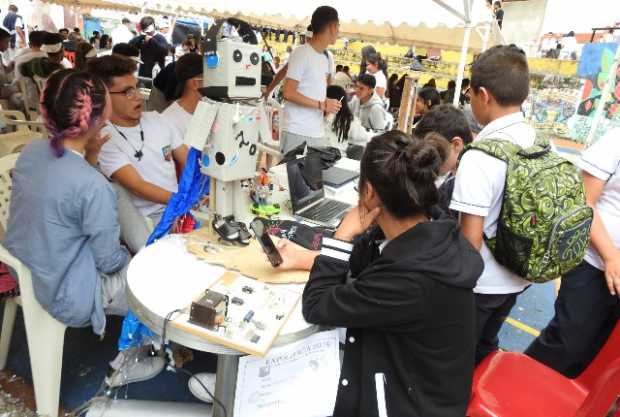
[250,52,260,65]
[233,50,243,63]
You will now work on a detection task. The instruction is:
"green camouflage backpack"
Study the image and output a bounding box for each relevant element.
[465,137,593,283]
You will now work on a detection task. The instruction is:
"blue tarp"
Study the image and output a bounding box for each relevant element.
[118,148,209,350]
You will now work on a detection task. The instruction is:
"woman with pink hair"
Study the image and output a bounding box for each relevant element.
[5,69,130,335]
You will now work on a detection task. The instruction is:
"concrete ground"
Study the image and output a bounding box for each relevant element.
[0,281,558,415]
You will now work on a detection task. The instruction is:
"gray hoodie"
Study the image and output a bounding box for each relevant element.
[350,93,388,132]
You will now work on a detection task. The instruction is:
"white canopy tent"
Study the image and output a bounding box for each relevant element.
[36,0,504,105]
[158,0,502,105]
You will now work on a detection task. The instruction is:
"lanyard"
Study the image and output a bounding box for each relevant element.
[110,122,145,161]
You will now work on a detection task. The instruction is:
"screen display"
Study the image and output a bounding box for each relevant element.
[286,159,324,213]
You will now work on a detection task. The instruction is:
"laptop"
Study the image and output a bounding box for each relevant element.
[323,166,359,188]
[287,158,352,228]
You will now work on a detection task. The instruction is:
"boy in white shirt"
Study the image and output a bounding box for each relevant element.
[281,6,342,154]
[88,55,188,250]
[449,45,533,364]
[525,129,620,377]
[161,52,202,144]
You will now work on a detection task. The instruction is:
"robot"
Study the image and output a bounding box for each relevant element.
[184,18,277,222]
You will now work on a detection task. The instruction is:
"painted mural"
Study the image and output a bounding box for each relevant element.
[568,42,620,144]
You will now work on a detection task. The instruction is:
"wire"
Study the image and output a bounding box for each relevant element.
[176,367,228,417]
[162,308,228,417]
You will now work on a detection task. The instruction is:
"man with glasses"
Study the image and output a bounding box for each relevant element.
[161,52,203,144]
[88,55,188,252]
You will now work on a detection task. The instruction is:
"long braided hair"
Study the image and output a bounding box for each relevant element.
[40,70,107,157]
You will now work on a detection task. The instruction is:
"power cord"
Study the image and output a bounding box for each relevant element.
[162,308,228,417]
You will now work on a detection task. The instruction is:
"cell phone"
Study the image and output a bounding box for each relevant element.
[250,219,283,268]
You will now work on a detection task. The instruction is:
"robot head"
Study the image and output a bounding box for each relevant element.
[203,18,262,99]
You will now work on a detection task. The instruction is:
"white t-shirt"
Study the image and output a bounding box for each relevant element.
[13,49,46,82]
[578,128,620,271]
[111,25,134,46]
[369,70,387,91]
[450,112,534,294]
[99,111,183,216]
[161,101,193,145]
[283,43,330,138]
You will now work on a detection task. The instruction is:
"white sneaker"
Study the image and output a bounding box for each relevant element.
[105,347,166,388]
[188,372,217,404]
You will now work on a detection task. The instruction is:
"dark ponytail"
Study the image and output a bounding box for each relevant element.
[326,85,352,142]
[359,131,449,218]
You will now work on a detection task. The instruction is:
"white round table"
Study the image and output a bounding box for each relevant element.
[126,235,319,417]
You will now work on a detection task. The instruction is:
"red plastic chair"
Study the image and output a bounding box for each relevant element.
[467,320,620,417]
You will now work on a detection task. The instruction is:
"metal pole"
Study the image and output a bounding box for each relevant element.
[213,354,240,417]
[584,44,620,147]
[481,22,491,52]
[454,24,473,107]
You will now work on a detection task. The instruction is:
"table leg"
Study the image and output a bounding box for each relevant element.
[214,354,239,417]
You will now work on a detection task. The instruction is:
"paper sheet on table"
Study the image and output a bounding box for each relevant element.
[234,329,340,417]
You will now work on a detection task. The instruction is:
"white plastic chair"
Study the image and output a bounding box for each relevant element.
[0,153,66,417]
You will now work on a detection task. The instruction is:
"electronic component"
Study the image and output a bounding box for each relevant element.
[231,297,244,306]
[242,286,254,294]
[250,335,261,344]
[189,290,229,330]
[252,320,266,331]
[275,314,284,321]
[243,310,255,323]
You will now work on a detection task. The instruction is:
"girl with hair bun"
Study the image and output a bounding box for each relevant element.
[277,131,484,416]
[5,69,131,335]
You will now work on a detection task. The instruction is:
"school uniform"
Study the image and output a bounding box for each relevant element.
[525,128,620,377]
[303,220,484,417]
[449,112,534,363]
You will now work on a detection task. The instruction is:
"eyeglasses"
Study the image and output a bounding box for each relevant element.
[109,87,142,100]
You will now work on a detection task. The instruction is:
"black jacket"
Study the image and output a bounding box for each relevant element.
[303,220,484,417]
[129,34,169,77]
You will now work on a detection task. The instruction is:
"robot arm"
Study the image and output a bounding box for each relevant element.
[184,100,219,151]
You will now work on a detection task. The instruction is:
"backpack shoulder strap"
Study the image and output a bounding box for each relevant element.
[463,139,521,163]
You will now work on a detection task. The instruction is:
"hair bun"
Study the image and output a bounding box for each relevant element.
[409,143,441,171]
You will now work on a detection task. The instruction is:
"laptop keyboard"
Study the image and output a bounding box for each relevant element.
[302,199,351,224]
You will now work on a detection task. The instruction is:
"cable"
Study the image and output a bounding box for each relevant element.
[162,308,228,417]
[176,367,228,417]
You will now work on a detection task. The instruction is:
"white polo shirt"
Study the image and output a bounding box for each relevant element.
[578,128,620,271]
[450,112,534,294]
[99,111,183,216]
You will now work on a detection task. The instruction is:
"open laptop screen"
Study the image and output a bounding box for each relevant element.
[286,158,325,213]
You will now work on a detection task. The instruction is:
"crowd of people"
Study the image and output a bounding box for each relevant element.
[0,3,617,417]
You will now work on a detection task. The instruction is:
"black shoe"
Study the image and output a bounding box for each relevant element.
[212,215,239,242]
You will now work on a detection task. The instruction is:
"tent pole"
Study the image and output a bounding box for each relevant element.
[453,24,473,107]
[481,22,491,51]
[584,44,620,146]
